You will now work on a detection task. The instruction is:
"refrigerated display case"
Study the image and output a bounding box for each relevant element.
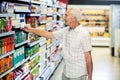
[69,5,111,47]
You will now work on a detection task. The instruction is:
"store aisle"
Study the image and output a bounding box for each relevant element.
[50,47,120,80]
[92,47,120,80]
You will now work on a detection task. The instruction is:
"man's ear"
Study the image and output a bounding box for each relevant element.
[71,16,77,22]
[74,16,78,20]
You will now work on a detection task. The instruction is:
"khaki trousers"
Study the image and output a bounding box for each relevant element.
[62,73,87,80]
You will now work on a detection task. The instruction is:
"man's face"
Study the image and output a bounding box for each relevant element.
[64,9,77,29]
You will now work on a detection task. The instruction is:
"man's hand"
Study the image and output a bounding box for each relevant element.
[21,24,33,33]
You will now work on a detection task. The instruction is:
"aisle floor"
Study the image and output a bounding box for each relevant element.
[50,47,120,80]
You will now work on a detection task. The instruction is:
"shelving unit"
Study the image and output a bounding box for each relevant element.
[39,51,62,80]
[0,57,29,79]
[0,0,66,80]
[73,5,111,47]
[45,57,62,80]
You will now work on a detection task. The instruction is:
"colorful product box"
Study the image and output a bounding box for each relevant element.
[13,46,25,66]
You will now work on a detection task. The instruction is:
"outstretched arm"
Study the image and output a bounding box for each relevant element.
[21,25,55,39]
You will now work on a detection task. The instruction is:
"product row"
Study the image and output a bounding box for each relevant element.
[79,9,109,27]
[79,8,110,38]
[0,41,62,80]
[0,0,66,79]
[0,1,66,14]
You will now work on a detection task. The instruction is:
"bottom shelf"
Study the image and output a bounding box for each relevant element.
[91,37,111,47]
[46,57,63,80]
[38,57,63,80]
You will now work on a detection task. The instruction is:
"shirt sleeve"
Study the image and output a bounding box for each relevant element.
[81,31,92,52]
[52,28,67,40]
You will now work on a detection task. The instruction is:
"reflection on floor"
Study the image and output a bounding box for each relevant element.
[50,47,120,80]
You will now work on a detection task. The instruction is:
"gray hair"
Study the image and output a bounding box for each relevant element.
[69,8,81,22]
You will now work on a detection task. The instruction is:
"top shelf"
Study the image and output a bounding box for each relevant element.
[18,0,30,3]
[31,1,41,5]
[31,1,66,9]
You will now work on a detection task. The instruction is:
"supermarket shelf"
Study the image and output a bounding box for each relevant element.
[91,37,110,41]
[39,55,62,80]
[14,60,26,69]
[0,58,28,78]
[47,40,61,49]
[91,37,110,46]
[0,0,65,80]
[15,58,31,80]
[14,9,31,13]
[0,31,15,37]
[15,74,23,80]
[40,21,48,24]
[46,4,54,7]
[0,67,14,78]
[30,52,40,60]
[38,53,62,80]
[84,26,106,32]
[81,22,108,24]
[46,57,63,80]
[13,25,21,29]
[55,40,61,46]
[40,12,47,15]
[47,42,56,49]
[47,49,56,58]
[0,14,14,17]
[51,52,60,62]
[14,58,30,80]
[47,14,53,16]
[0,50,15,59]
[40,40,46,47]
[30,63,40,73]
[55,6,63,9]
[31,1,64,9]
[46,26,53,31]
[80,18,108,21]
[53,13,63,16]
[20,71,30,79]
[18,0,30,2]
[15,40,29,48]
[47,40,60,49]
[15,70,30,80]
[38,64,50,78]
[53,12,58,15]
[14,57,29,69]
[31,1,41,5]
[39,51,46,56]
[28,40,40,47]
[27,14,40,16]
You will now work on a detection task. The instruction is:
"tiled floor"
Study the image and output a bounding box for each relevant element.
[50,47,120,80]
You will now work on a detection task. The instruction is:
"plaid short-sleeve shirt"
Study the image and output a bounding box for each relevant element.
[53,25,92,78]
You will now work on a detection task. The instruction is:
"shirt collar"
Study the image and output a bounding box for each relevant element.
[68,24,82,32]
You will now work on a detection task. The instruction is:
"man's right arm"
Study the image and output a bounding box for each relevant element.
[21,26,55,39]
